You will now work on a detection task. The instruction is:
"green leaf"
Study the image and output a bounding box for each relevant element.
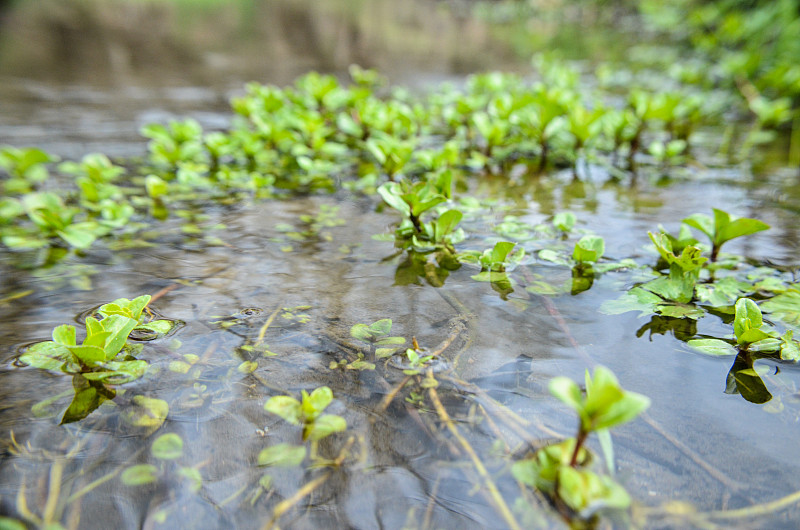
[656,304,704,319]
[178,467,203,492]
[375,336,405,346]
[717,217,770,246]
[584,366,650,431]
[257,443,307,467]
[599,288,662,317]
[435,209,463,237]
[489,241,517,264]
[760,289,800,328]
[20,342,71,371]
[350,323,372,341]
[682,213,714,240]
[377,182,410,216]
[52,325,77,346]
[61,383,102,424]
[122,396,169,434]
[572,235,604,264]
[151,433,184,460]
[368,319,392,336]
[67,345,106,366]
[549,377,583,412]
[687,339,737,356]
[304,414,347,441]
[100,314,138,359]
[304,386,333,418]
[264,395,302,424]
[121,464,159,486]
[734,298,763,343]
[57,225,97,249]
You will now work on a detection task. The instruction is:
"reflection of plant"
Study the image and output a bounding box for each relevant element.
[513,367,649,520]
[687,298,800,404]
[18,295,175,422]
[264,386,347,442]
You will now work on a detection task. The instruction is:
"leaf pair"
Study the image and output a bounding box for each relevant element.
[549,366,650,433]
[264,386,347,441]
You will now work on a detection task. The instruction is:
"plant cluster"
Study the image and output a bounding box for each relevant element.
[18,295,177,423]
[513,366,650,520]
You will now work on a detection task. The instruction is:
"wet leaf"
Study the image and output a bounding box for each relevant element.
[264,395,302,425]
[52,324,77,346]
[121,464,159,486]
[304,414,347,441]
[573,235,604,264]
[687,339,737,356]
[760,289,800,328]
[258,443,306,467]
[19,342,71,371]
[151,433,183,460]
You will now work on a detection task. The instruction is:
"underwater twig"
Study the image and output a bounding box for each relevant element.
[376,375,412,414]
[434,290,476,372]
[261,472,331,530]
[428,382,521,530]
[707,488,800,520]
[255,305,284,346]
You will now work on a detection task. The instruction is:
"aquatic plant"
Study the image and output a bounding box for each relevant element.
[513,366,650,519]
[264,386,347,442]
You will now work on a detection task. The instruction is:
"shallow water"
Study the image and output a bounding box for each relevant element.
[2,1,800,529]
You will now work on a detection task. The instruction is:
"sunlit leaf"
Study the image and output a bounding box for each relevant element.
[687,339,737,356]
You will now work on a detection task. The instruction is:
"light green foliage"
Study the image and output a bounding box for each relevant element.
[17,295,173,423]
[264,386,347,441]
[513,367,648,518]
[683,209,770,262]
[350,318,406,359]
[572,235,604,265]
[688,297,800,361]
[550,366,650,433]
[0,146,56,194]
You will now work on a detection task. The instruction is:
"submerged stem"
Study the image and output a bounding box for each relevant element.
[428,384,521,530]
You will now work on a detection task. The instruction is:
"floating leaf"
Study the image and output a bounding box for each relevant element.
[686,339,737,357]
[761,289,800,328]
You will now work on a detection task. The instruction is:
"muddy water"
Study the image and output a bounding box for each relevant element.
[2,1,800,529]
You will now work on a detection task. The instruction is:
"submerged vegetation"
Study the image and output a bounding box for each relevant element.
[2,0,800,528]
